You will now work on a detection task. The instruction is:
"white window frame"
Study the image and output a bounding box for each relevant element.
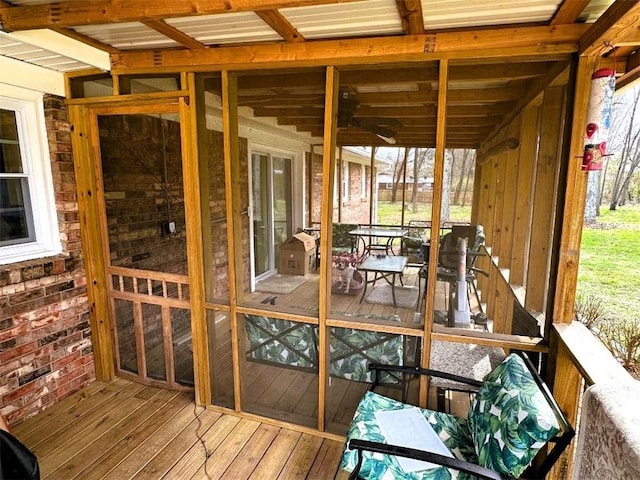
[0,85,61,265]
[361,164,367,199]
[342,161,349,203]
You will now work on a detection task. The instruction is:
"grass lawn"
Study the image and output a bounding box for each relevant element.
[578,204,640,319]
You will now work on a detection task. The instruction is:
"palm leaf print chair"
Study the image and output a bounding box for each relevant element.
[342,352,574,480]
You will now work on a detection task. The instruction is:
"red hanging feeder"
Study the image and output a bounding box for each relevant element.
[582,68,616,171]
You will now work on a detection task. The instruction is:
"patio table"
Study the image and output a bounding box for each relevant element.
[349,227,408,256]
[358,254,408,307]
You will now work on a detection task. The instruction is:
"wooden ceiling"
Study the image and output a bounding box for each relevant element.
[1,0,639,148]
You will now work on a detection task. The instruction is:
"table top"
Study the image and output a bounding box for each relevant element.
[349,228,408,238]
[358,254,408,273]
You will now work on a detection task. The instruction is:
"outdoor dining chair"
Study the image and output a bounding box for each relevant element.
[341,352,574,480]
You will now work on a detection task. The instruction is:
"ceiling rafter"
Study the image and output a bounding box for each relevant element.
[141,19,206,49]
[256,10,305,43]
[395,0,424,35]
[580,0,640,56]
[550,0,591,25]
[0,0,365,30]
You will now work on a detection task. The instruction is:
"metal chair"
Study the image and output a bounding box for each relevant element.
[342,352,574,480]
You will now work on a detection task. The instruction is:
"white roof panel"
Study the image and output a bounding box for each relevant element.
[421,0,563,30]
[72,22,180,50]
[280,0,403,40]
[166,12,281,45]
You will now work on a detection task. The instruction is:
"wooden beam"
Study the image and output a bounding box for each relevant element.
[616,48,640,93]
[243,86,525,109]
[579,0,640,56]
[110,25,587,74]
[142,19,206,49]
[395,0,424,35]
[256,10,305,43]
[550,0,591,25]
[0,0,365,30]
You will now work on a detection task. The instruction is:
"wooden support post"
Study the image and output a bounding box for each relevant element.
[553,56,597,324]
[221,70,244,412]
[68,104,115,381]
[318,66,340,431]
[182,73,212,406]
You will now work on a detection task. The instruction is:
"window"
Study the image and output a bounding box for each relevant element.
[361,164,367,198]
[0,87,60,264]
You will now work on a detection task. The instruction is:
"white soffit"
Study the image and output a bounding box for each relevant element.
[72,22,180,50]
[8,29,110,70]
[166,12,282,45]
[0,30,102,72]
[280,0,403,40]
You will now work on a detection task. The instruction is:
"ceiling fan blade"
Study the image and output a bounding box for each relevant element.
[352,118,398,139]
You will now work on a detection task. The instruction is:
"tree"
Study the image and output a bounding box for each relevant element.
[609,88,640,210]
[390,148,406,203]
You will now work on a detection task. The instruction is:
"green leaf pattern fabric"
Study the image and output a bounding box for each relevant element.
[467,354,560,478]
[330,329,403,383]
[245,316,318,369]
[341,391,478,480]
[342,354,561,479]
[244,316,404,382]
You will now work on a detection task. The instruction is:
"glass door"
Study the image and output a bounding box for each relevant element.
[251,152,293,280]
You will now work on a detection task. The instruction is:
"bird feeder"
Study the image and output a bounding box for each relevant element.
[582,68,616,171]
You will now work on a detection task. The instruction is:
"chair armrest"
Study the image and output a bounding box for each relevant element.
[368,363,483,390]
[347,439,515,480]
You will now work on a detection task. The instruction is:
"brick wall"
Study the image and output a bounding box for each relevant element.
[0,95,94,425]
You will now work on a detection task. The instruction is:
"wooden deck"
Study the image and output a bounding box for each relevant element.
[12,378,350,480]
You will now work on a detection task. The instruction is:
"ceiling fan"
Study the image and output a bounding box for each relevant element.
[337,87,402,145]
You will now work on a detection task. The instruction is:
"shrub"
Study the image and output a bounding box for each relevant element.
[575,294,640,379]
[574,294,608,330]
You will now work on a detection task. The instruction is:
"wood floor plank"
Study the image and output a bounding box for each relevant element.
[102,405,221,480]
[45,389,180,479]
[167,414,248,479]
[14,377,349,480]
[187,418,262,479]
[278,433,324,479]
[71,392,193,480]
[132,412,238,479]
[18,379,134,448]
[10,379,121,439]
[26,381,146,458]
[306,438,347,480]
[39,386,165,475]
[218,423,281,480]
[248,428,301,479]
